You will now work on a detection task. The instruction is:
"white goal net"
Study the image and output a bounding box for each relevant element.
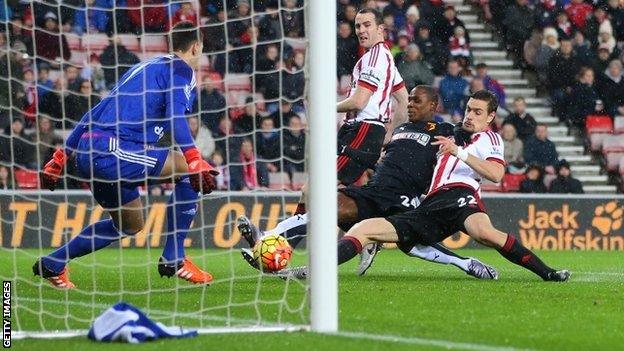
[0,0,330,338]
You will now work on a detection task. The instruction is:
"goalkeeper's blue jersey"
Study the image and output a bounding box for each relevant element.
[66,54,197,153]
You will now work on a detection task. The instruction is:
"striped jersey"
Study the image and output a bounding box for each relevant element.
[427,130,505,196]
[345,42,405,124]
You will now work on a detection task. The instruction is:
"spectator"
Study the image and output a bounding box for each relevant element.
[591,44,614,74]
[523,29,543,68]
[80,53,106,93]
[36,63,54,99]
[255,44,280,102]
[391,31,411,60]
[554,11,573,39]
[338,3,357,26]
[564,0,594,31]
[502,0,535,58]
[524,124,559,174]
[434,5,469,44]
[188,115,215,160]
[439,60,468,113]
[549,159,584,193]
[597,24,617,55]
[534,27,559,85]
[461,77,485,111]
[230,138,259,190]
[0,39,27,123]
[504,97,537,141]
[209,151,229,190]
[127,0,168,33]
[501,124,525,174]
[63,64,83,92]
[171,2,198,27]
[383,13,398,45]
[403,5,420,40]
[337,21,358,78]
[235,97,260,134]
[38,78,66,123]
[384,0,409,30]
[547,38,580,118]
[415,25,449,75]
[258,3,283,41]
[0,117,36,169]
[100,37,140,89]
[584,7,610,48]
[281,51,305,103]
[606,0,624,41]
[35,116,63,166]
[269,100,298,129]
[595,59,624,116]
[198,75,226,133]
[34,12,71,66]
[227,0,252,47]
[448,26,471,61]
[213,116,241,164]
[396,44,434,91]
[519,164,547,193]
[17,68,37,126]
[203,10,226,54]
[565,66,599,128]
[72,0,112,35]
[572,30,593,66]
[535,0,563,28]
[282,115,305,175]
[282,0,304,38]
[255,116,281,173]
[0,164,13,189]
[475,63,506,108]
[64,80,101,126]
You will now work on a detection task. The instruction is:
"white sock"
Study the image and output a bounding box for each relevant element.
[264,213,309,236]
[406,244,470,272]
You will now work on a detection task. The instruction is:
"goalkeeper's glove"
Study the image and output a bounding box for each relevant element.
[184,148,219,194]
[40,149,67,191]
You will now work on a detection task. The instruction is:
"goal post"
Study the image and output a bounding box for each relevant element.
[307,0,338,333]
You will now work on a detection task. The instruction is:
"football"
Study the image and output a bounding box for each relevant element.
[252,234,292,272]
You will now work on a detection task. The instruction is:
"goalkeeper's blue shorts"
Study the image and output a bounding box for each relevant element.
[75,132,169,208]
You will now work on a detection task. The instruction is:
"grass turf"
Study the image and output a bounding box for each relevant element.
[4,248,624,350]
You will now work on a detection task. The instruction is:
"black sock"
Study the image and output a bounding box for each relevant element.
[497,235,553,280]
[337,236,362,265]
[431,243,468,260]
[294,203,306,215]
[283,224,307,249]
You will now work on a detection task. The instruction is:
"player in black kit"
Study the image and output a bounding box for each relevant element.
[237,86,498,279]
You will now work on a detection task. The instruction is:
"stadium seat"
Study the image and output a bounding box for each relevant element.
[65,33,81,51]
[226,90,252,108]
[585,115,613,134]
[291,172,306,190]
[14,169,39,189]
[602,134,624,154]
[589,133,611,152]
[81,33,110,53]
[480,179,502,192]
[140,34,168,52]
[614,116,624,134]
[284,37,307,52]
[224,73,252,91]
[268,172,290,190]
[606,153,624,172]
[501,173,525,192]
[69,51,88,66]
[117,34,140,52]
[137,52,168,61]
[620,156,624,176]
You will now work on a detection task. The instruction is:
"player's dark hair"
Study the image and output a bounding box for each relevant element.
[470,89,498,114]
[414,85,438,104]
[171,21,202,52]
[357,8,383,25]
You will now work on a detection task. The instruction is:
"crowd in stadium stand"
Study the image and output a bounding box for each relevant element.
[0,0,621,192]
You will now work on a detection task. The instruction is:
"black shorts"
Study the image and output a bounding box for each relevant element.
[386,186,487,246]
[338,185,418,231]
[337,121,386,185]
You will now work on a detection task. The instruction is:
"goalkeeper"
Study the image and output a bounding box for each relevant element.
[33,21,217,288]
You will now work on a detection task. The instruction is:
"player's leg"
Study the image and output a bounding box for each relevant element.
[156,150,212,284]
[338,218,399,265]
[463,212,569,281]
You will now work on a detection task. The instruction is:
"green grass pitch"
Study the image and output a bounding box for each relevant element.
[4,248,624,350]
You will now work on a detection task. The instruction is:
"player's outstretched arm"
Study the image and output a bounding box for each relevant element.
[432,135,505,183]
[337,85,374,112]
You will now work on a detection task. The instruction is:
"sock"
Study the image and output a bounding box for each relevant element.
[161,177,199,263]
[497,234,553,280]
[405,243,471,272]
[43,219,122,273]
[283,224,307,249]
[294,202,306,215]
[337,236,363,265]
[264,213,308,236]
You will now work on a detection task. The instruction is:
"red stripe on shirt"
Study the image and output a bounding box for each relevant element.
[391,81,405,93]
[430,153,452,191]
[358,79,377,92]
[486,157,506,166]
[485,131,495,145]
[368,45,378,66]
[446,158,460,180]
[488,131,499,145]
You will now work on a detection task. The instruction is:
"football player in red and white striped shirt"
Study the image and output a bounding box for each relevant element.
[333,90,570,281]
